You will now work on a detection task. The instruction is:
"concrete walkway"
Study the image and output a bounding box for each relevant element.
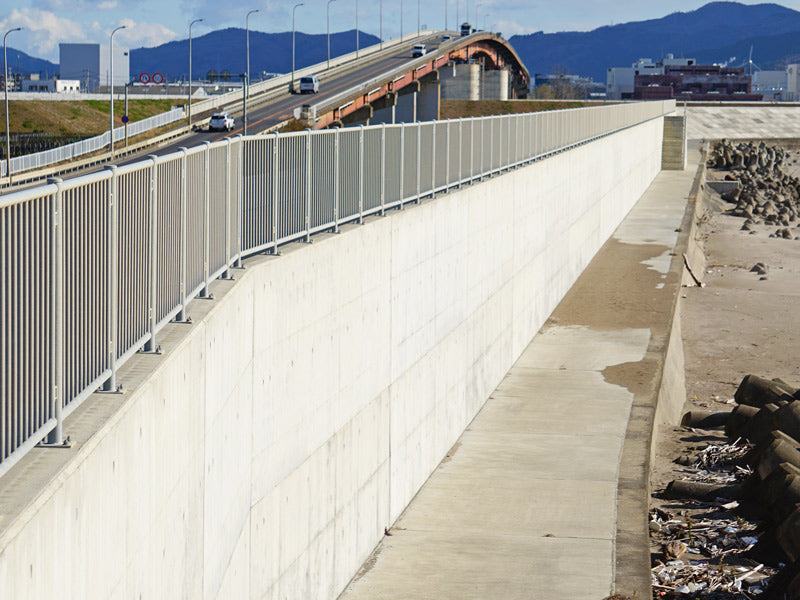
[339,158,701,599]
[681,105,800,140]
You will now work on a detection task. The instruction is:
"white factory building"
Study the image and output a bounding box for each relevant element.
[59,42,129,92]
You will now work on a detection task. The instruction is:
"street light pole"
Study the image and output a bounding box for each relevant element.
[109,24,126,158]
[380,0,383,49]
[355,0,359,57]
[3,26,21,183]
[245,8,259,134]
[401,0,404,39]
[188,18,203,130]
[327,0,337,69]
[292,3,304,93]
[417,0,420,36]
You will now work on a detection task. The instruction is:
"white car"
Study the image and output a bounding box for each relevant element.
[298,75,320,94]
[412,44,427,57]
[209,113,234,131]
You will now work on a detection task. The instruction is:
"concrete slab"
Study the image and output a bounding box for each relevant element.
[682,105,800,140]
[340,157,700,600]
[343,530,614,600]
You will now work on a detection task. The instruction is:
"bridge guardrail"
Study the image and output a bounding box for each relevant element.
[0,99,675,477]
[0,32,436,180]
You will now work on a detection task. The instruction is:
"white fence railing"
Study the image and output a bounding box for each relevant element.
[1,108,185,177]
[0,100,675,478]
[0,31,435,179]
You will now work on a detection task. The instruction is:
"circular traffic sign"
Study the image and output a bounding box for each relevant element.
[138,72,150,84]
[152,72,164,84]
[121,115,129,123]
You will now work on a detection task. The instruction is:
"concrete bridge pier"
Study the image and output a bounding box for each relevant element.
[370,92,399,124]
[441,63,481,100]
[417,72,440,121]
[481,69,509,100]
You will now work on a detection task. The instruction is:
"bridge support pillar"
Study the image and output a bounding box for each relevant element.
[481,68,509,100]
[370,92,398,125]
[417,71,440,122]
[395,81,420,123]
[440,63,480,100]
[341,104,373,127]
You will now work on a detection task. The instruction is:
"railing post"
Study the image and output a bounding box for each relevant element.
[222,138,233,278]
[470,118,474,182]
[235,136,243,267]
[358,124,364,224]
[416,122,421,203]
[380,123,386,216]
[489,116,494,175]
[458,119,462,188]
[142,156,161,353]
[271,132,280,253]
[101,164,121,392]
[174,148,191,323]
[333,128,340,232]
[480,118,484,180]
[46,177,64,445]
[199,142,213,299]
[305,129,312,242]
[445,122,449,191]
[399,123,405,210]
[431,123,436,198]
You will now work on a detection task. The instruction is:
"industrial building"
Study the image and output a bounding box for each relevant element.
[59,42,129,92]
[21,75,81,93]
[606,55,696,100]
[633,64,761,101]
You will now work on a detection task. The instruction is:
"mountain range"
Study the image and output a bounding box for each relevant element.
[509,2,800,81]
[8,2,800,85]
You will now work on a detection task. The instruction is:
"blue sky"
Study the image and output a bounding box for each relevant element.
[1,0,798,62]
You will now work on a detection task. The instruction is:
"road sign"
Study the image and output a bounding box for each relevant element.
[121,115,129,123]
[138,72,150,84]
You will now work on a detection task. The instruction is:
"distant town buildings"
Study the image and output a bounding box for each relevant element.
[21,74,80,93]
[606,54,800,102]
[59,42,129,92]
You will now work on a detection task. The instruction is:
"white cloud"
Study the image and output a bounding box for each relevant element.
[0,8,86,60]
[492,20,539,36]
[115,19,177,49]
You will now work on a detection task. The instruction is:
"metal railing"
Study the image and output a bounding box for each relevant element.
[1,108,186,177]
[0,100,675,477]
[1,32,437,180]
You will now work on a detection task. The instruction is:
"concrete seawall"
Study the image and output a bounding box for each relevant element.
[0,117,664,599]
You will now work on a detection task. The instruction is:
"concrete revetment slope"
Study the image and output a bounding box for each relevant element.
[0,116,664,599]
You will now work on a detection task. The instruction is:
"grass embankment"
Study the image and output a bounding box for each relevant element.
[0,99,179,136]
[440,99,609,118]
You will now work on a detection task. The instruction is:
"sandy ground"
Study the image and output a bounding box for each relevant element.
[652,145,800,493]
[647,144,800,595]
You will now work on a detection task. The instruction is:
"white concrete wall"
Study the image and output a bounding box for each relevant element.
[0,116,664,600]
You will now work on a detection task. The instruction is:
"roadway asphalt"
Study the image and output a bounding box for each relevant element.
[147,32,448,159]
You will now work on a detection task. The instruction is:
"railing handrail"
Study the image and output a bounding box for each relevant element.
[0,100,676,478]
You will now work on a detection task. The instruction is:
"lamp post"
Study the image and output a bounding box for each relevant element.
[379,0,383,49]
[417,0,420,36]
[444,0,447,31]
[400,0,404,39]
[109,24,126,157]
[245,8,259,134]
[188,18,203,130]
[355,0,359,57]
[327,0,337,69]
[292,3,304,93]
[3,27,21,183]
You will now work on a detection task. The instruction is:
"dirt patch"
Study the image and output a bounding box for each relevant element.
[649,143,800,597]
[439,99,610,118]
[0,99,178,136]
